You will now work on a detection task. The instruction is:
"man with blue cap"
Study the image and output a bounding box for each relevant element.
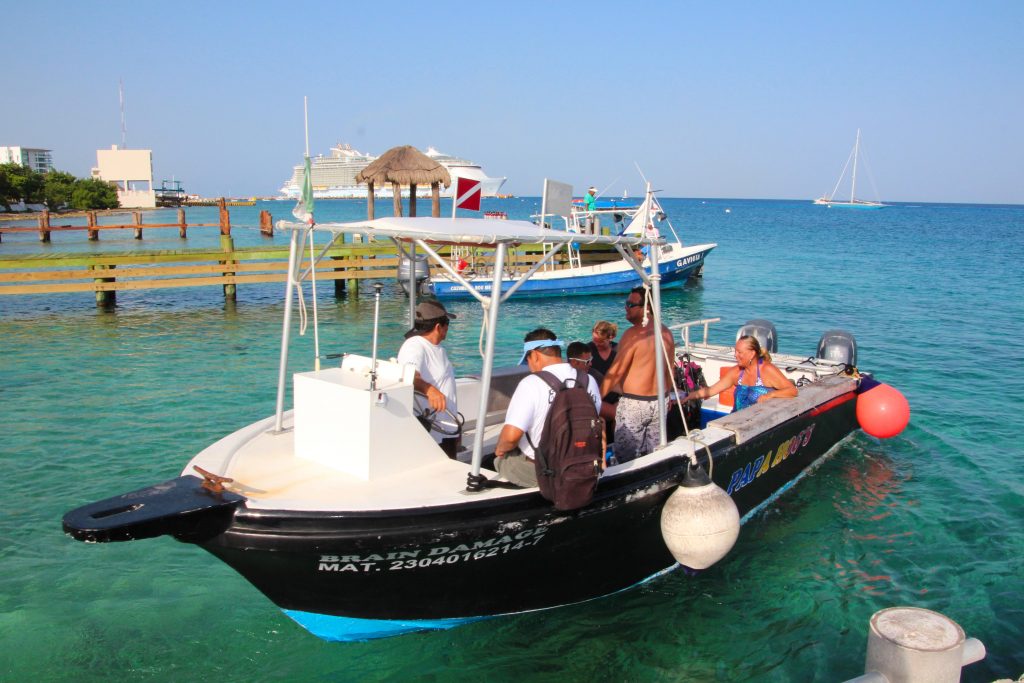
[494,328,602,487]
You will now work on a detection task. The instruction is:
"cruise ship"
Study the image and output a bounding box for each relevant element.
[279,144,506,199]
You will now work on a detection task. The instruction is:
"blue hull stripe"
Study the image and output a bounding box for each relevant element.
[283,610,489,642]
[282,562,686,642]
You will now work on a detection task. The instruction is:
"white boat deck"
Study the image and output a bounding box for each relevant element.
[186,409,736,513]
[183,341,855,514]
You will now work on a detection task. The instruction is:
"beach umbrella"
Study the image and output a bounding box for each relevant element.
[356,145,452,219]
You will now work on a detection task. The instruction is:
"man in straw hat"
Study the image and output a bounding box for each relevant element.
[398,300,460,458]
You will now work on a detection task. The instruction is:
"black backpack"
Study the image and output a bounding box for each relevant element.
[529,369,604,510]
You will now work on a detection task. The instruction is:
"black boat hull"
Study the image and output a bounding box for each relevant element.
[196,392,857,621]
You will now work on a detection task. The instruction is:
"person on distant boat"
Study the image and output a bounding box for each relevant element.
[584,186,599,234]
[683,335,797,412]
[600,287,676,462]
[494,329,602,487]
[398,300,460,459]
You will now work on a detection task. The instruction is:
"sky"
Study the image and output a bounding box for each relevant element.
[4,1,1023,204]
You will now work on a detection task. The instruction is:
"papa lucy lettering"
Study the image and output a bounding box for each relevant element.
[726,424,816,494]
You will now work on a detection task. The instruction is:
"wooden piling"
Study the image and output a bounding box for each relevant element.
[218,198,231,236]
[220,234,236,301]
[133,211,143,239]
[39,211,51,242]
[431,182,441,217]
[177,208,187,238]
[409,183,417,217]
[92,264,116,307]
[87,212,99,241]
[366,181,375,220]
[259,210,273,237]
[334,268,346,296]
[392,183,402,217]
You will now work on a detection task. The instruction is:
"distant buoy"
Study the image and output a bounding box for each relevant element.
[856,377,910,439]
[660,464,740,570]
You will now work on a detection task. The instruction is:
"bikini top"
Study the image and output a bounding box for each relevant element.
[733,360,771,412]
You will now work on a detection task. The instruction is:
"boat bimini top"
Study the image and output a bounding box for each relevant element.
[273,214,668,488]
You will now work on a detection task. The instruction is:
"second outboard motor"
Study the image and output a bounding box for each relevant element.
[817,329,857,366]
[737,319,777,353]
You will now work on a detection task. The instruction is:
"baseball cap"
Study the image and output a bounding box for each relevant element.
[415,300,456,321]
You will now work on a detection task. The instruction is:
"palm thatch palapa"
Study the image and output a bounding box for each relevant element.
[355,145,452,219]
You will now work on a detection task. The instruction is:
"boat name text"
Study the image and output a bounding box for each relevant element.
[317,528,547,573]
[726,424,816,495]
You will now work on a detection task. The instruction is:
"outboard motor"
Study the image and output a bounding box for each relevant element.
[397,253,430,294]
[817,329,857,366]
[737,319,777,353]
[397,252,429,282]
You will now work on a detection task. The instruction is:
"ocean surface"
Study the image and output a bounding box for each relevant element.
[1,197,1022,682]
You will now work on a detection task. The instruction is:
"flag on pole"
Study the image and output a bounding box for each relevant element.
[454,176,482,212]
[292,156,314,225]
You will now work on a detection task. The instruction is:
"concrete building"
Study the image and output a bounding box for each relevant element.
[91,145,156,208]
[0,146,54,174]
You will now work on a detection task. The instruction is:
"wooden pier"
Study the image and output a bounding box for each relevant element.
[0,198,274,243]
[0,236,618,307]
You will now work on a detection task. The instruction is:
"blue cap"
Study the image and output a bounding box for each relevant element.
[518,339,565,365]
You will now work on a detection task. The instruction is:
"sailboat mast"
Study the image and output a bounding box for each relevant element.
[851,128,861,203]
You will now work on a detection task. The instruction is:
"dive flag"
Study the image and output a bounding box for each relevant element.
[292,156,314,225]
[454,176,482,211]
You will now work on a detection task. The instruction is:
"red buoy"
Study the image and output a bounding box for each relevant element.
[856,382,910,438]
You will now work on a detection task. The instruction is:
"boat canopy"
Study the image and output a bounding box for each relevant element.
[278,216,653,247]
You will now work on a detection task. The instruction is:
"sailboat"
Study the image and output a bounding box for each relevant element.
[814,129,886,209]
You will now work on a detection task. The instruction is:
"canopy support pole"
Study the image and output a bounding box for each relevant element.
[469,243,506,478]
[408,242,417,328]
[274,228,302,433]
[638,180,671,448]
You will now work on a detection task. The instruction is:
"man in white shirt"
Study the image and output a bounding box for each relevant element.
[494,329,602,487]
[397,300,460,458]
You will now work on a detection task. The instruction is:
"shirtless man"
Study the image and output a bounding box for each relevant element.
[600,287,675,461]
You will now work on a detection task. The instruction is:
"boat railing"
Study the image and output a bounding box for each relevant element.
[670,318,722,351]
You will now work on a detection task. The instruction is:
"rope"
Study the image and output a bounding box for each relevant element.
[658,337,715,477]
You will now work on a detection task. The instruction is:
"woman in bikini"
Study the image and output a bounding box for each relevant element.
[683,335,797,412]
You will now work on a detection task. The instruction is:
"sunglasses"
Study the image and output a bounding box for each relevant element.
[569,357,592,365]
[625,302,644,309]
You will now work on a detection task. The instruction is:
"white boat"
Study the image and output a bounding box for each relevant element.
[814,129,886,209]
[280,143,507,199]
[63,210,907,642]
[427,185,715,298]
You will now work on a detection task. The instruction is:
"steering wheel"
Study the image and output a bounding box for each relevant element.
[413,391,465,436]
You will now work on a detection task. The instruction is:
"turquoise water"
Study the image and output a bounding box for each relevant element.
[2,199,1022,681]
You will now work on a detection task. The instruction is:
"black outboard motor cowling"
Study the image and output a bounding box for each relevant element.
[817,329,857,366]
[737,319,778,353]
